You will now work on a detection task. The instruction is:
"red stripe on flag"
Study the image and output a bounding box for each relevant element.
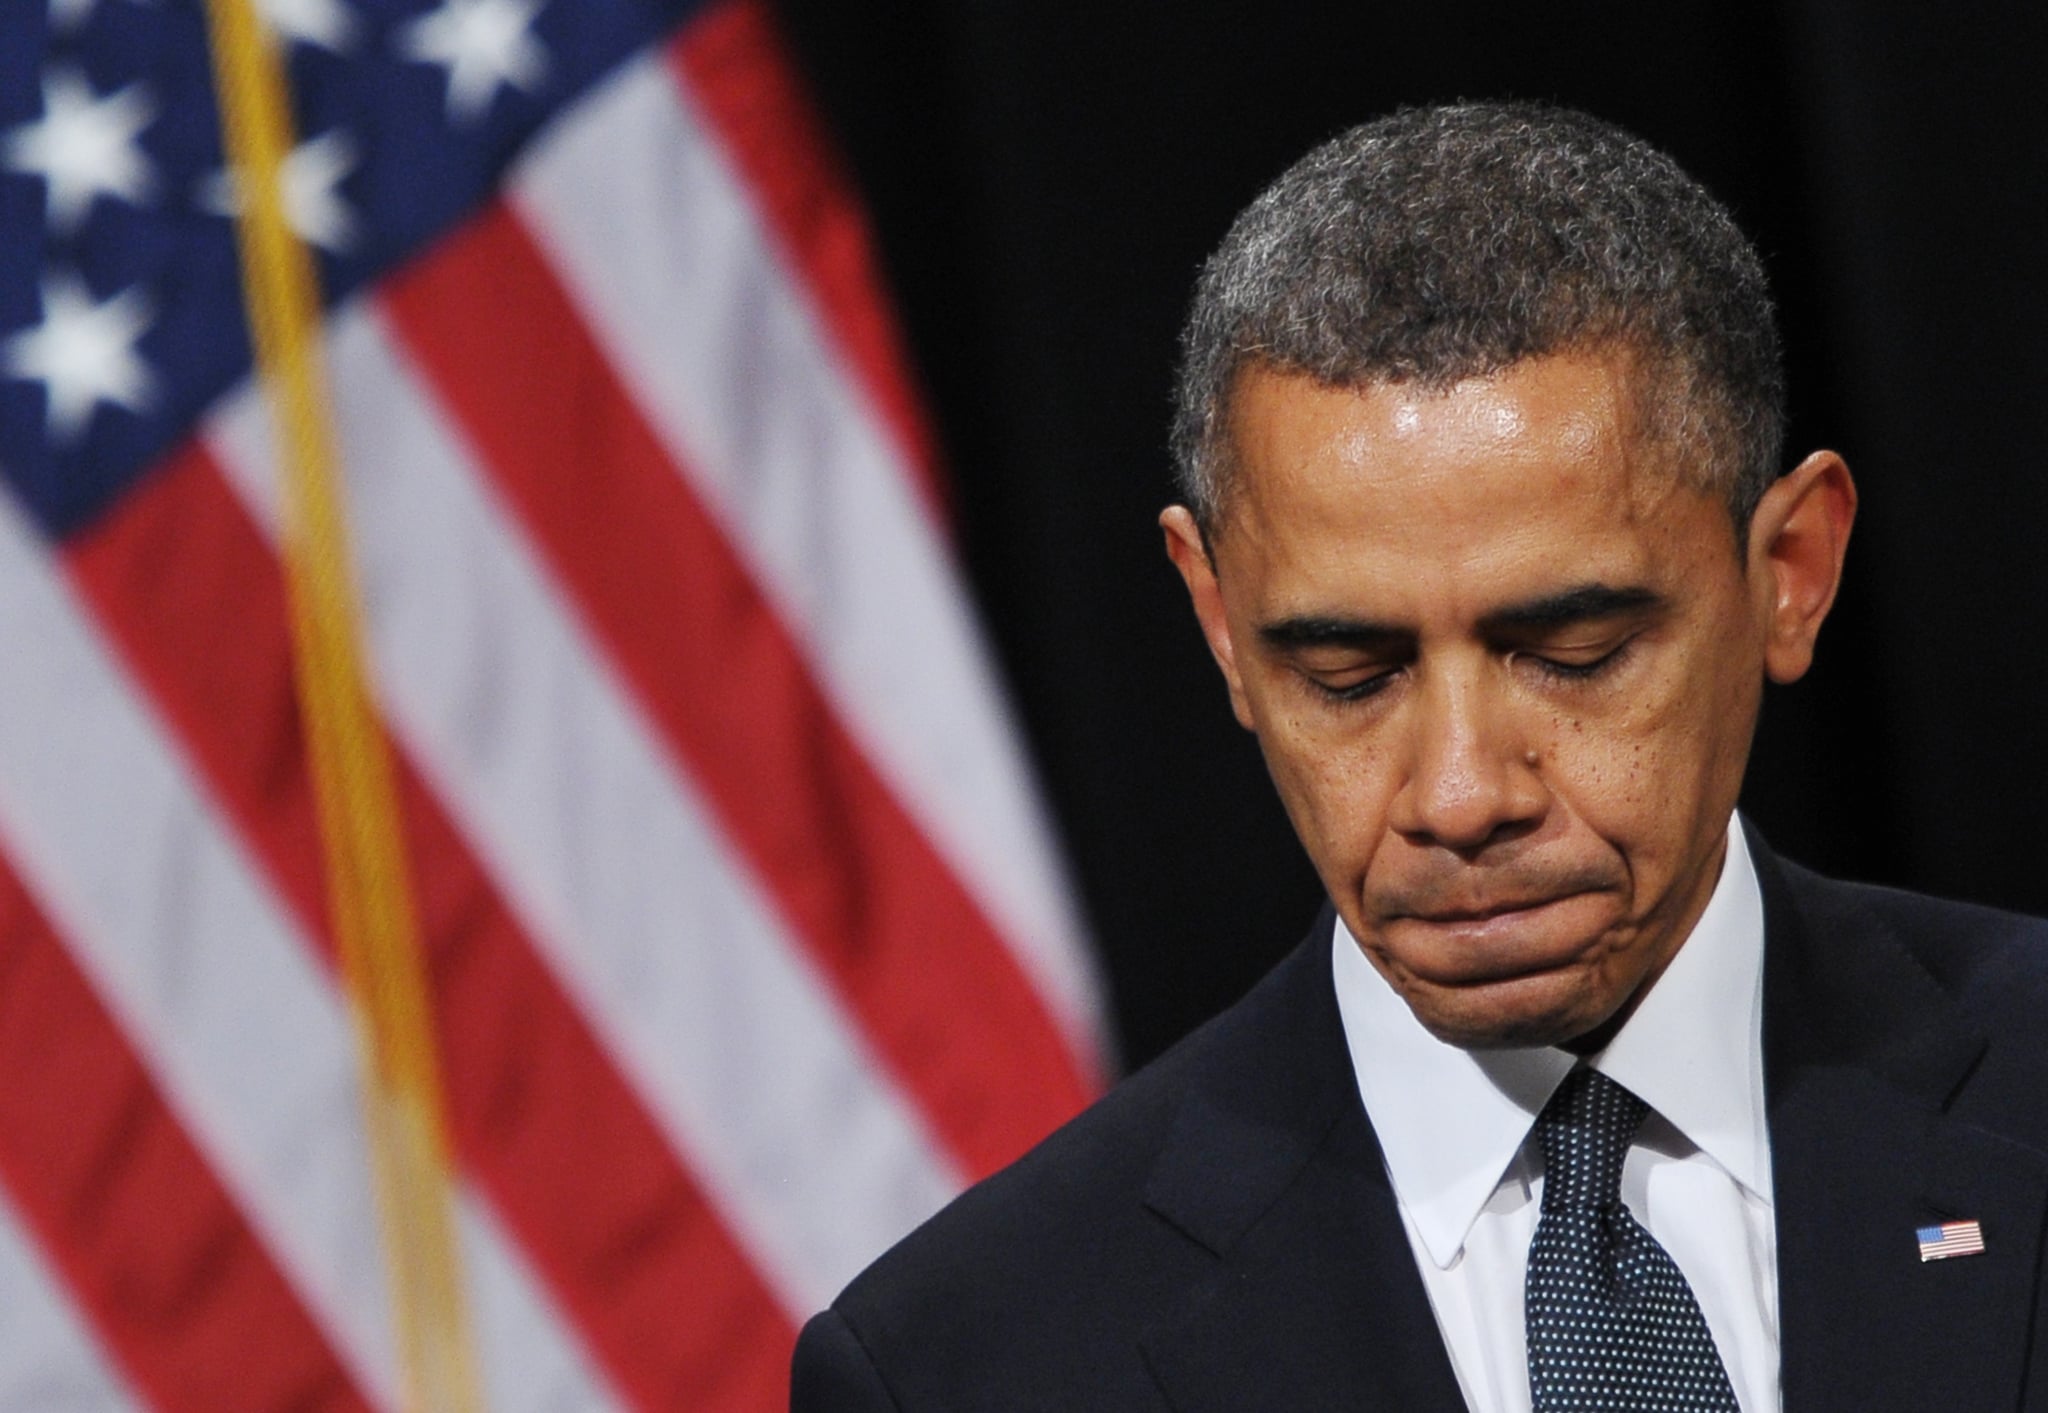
[0,845,371,1412]
[380,206,1094,1181]
[670,0,949,525]
[64,442,794,1412]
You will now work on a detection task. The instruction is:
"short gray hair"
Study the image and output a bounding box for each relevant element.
[1170,102,1784,534]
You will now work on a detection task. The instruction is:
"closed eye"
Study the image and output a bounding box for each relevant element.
[1520,637,1637,682]
[1312,667,1402,702]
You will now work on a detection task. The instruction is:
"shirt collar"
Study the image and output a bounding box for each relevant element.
[1330,815,1769,1270]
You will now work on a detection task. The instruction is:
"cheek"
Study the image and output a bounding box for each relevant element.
[1254,710,1399,881]
[1539,650,1755,858]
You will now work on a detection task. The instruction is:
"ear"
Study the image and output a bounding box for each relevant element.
[1161,505,1257,729]
[1745,450,1857,684]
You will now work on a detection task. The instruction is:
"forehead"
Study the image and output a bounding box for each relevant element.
[1215,357,1732,618]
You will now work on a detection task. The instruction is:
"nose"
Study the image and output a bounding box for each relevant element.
[1387,662,1546,852]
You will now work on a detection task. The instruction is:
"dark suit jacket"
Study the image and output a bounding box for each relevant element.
[792,837,2048,1409]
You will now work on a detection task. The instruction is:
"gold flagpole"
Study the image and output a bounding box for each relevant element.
[199,4,484,1408]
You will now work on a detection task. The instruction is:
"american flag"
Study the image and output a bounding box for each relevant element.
[1916,1220,1986,1262]
[0,0,1106,1408]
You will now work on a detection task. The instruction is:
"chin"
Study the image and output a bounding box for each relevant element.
[1421,1009,1601,1051]
[1404,972,1625,1051]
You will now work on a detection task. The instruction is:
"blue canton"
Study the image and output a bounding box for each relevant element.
[0,0,700,542]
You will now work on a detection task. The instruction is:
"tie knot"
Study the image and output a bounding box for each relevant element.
[1535,1068,1647,1212]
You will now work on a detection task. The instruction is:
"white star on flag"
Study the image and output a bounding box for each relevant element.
[49,0,152,33]
[396,0,550,124]
[200,129,360,254]
[255,0,357,53]
[4,272,156,442]
[2,68,157,233]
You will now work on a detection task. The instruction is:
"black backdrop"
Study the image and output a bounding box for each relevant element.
[771,0,2048,1071]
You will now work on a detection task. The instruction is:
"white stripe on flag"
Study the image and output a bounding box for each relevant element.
[0,486,399,1409]
[0,1189,141,1411]
[511,48,1104,1070]
[461,1195,624,1413]
[206,302,965,1315]
[0,485,620,1413]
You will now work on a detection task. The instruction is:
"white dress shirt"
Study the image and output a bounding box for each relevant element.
[1331,817,1779,1412]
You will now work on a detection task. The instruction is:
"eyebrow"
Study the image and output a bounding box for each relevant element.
[1256,583,1664,650]
[1257,615,1407,651]
[1478,583,1665,633]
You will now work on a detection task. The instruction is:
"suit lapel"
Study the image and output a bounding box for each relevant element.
[1758,839,2048,1411]
[1136,916,1467,1412]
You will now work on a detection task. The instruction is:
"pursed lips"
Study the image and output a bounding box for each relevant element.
[1405,895,1570,923]
[1379,890,1611,985]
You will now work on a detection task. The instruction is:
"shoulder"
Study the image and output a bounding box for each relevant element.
[1769,855,2048,1136]
[793,923,1342,1409]
[1773,855,2048,1008]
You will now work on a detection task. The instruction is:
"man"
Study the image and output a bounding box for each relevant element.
[791,103,2048,1410]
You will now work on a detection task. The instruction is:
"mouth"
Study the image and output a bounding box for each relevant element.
[1380,891,1610,987]
[1409,895,1573,925]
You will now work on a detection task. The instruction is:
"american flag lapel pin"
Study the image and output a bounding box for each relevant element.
[1917,1219,1987,1261]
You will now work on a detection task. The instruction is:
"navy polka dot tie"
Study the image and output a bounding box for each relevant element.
[1524,1068,1739,1411]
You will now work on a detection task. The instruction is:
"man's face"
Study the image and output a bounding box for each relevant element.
[1164,353,1848,1049]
